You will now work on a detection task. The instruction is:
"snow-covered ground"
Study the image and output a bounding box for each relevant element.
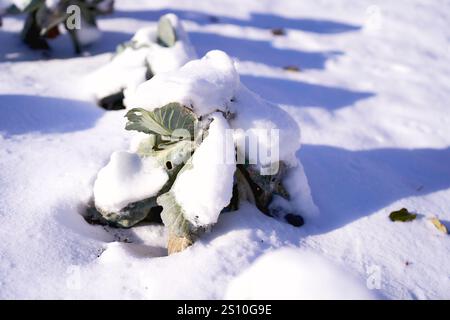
[1,0,449,299]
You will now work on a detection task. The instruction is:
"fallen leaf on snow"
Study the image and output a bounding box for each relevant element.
[283,65,300,72]
[389,208,417,222]
[271,28,286,36]
[429,217,448,234]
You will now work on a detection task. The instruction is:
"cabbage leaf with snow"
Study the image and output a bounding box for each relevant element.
[125,103,197,140]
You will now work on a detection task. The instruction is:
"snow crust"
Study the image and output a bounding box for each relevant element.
[93,151,168,213]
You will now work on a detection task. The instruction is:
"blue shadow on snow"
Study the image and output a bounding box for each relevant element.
[300,145,450,233]
[189,31,341,70]
[111,9,360,34]
[241,75,374,110]
[0,95,103,136]
[0,27,131,62]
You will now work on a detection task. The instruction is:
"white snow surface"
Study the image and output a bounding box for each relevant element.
[225,248,377,300]
[93,151,168,213]
[0,0,450,299]
[172,113,236,227]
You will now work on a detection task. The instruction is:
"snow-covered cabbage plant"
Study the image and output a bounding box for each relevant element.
[0,0,16,26]
[92,50,316,254]
[88,13,197,110]
[11,0,113,53]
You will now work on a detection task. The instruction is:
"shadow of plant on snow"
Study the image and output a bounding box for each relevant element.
[0,94,102,136]
[300,145,450,234]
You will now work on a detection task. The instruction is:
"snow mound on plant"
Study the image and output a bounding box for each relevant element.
[88,13,197,103]
[128,50,300,165]
[226,248,378,300]
[172,113,236,226]
[125,50,240,114]
[93,151,168,213]
[230,85,318,217]
[144,13,196,75]
[231,85,301,167]
[89,48,147,102]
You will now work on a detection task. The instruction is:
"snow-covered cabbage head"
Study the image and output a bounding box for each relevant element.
[89,13,197,110]
[93,50,317,254]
